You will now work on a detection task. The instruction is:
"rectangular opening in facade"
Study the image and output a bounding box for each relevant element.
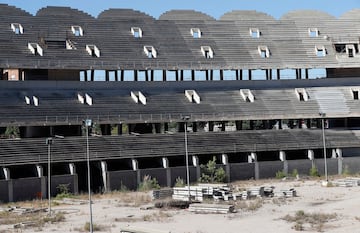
[11,23,23,34]
[295,88,309,101]
[258,46,269,58]
[71,25,83,36]
[352,89,359,100]
[86,44,100,57]
[201,46,213,59]
[144,46,157,58]
[250,28,260,38]
[315,46,326,57]
[308,28,319,37]
[28,43,43,56]
[240,89,254,102]
[131,27,143,38]
[190,28,201,38]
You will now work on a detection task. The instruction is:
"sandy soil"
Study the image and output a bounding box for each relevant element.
[1,177,360,233]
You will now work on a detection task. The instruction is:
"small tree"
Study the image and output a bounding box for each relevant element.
[138,175,160,191]
[199,156,226,183]
[174,177,185,187]
[4,126,20,138]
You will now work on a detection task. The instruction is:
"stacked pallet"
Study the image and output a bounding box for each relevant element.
[189,204,235,214]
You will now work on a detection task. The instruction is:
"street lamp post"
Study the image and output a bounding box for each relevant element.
[46,137,53,216]
[319,112,328,182]
[84,119,93,233]
[182,116,191,202]
[46,135,64,216]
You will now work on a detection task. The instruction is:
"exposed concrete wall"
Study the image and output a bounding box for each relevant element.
[0,180,9,203]
[140,168,168,187]
[229,163,255,181]
[287,160,312,175]
[314,159,338,176]
[51,175,78,196]
[343,157,360,174]
[107,170,137,190]
[169,167,187,186]
[12,177,46,202]
[258,161,283,179]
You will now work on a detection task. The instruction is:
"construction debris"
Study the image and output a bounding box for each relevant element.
[189,203,236,214]
[332,177,360,187]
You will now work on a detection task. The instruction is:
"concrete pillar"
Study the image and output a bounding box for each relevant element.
[8,180,13,202]
[134,70,138,81]
[248,70,252,80]
[115,70,118,81]
[205,70,209,81]
[220,70,224,80]
[117,124,123,135]
[84,70,88,81]
[210,70,213,80]
[162,157,171,187]
[36,165,43,177]
[175,70,179,81]
[235,121,242,130]
[120,70,124,81]
[305,69,309,79]
[150,70,154,81]
[3,167,10,180]
[308,149,315,168]
[69,163,76,175]
[90,69,94,81]
[145,70,149,81]
[248,152,259,180]
[100,161,108,193]
[208,122,214,132]
[105,70,109,81]
[279,151,288,174]
[277,69,281,80]
[221,154,230,183]
[192,156,200,181]
[132,159,140,186]
[162,70,166,81]
[336,148,343,175]
[180,70,184,81]
[191,70,195,81]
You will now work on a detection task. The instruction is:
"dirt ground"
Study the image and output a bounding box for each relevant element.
[1,177,360,233]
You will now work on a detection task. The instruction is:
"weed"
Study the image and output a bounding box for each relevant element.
[309,167,320,177]
[276,170,287,179]
[138,175,160,191]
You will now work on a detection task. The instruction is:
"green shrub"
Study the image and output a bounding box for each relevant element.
[276,170,287,179]
[138,175,160,191]
[309,167,319,177]
[291,169,299,178]
[55,183,74,199]
[199,156,226,183]
[174,177,185,187]
[342,165,351,176]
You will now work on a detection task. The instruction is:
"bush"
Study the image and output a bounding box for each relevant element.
[309,167,319,177]
[199,156,226,183]
[291,169,299,178]
[55,183,74,199]
[138,175,160,191]
[342,165,351,175]
[276,170,287,179]
[174,177,185,187]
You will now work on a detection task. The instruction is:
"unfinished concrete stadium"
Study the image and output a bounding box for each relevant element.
[1,4,360,202]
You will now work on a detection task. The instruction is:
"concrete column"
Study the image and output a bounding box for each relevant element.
[117,124,123,135]
[132,159,140,186]
[90,69,94,81]
[192,156,200,181]
[69,163,76,175]
[191,70,195,81]
[105,70,109,81]
[150,70,154,81]
[279,151,288,174]
[162,70,166,81]
[3,167,10,180]
[235,121,242,130]
[175,70,179,81]
[205,70,209,81]
[145,70,149,81]
[180,70,184,81]
[277,69,281,80]
[120,70,124,81]
[336,148,343,175]
[248,152,259,180]
[208,122,214,132]
[220,70,224,81]
[100,161,108,193]
[162,157,171,187]
[305,69,309,79]
[210,70,213,80]
[308,149,315,168]
[36,165,43,177]
[248,70,252,80]
[8,180,13,202]
[134,70,138,81]
[221,154,230,183]
[115,70,118,81]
